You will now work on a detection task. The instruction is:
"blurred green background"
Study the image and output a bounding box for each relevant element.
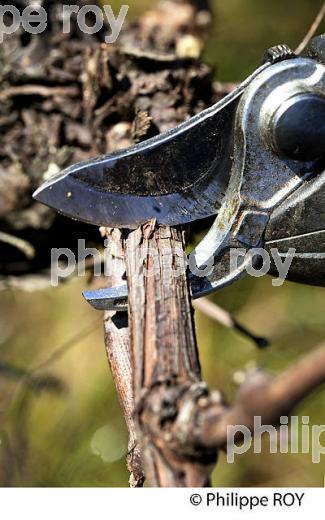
[0,0,325,487]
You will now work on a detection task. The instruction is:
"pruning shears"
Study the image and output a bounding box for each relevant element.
[34,37,325,310]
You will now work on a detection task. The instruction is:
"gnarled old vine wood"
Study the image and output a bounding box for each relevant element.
[125,222,217,487]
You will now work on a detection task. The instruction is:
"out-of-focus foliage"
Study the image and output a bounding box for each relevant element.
[0,0,324,487]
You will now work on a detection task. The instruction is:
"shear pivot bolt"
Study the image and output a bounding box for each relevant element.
[271,93,325,161]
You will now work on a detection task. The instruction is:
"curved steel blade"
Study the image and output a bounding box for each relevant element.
[33,64,267,228]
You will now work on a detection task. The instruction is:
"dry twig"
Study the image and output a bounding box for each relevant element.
[0,232,35,260]
[295,1,325,54]
[194,297,269,348]
[0,85,80,101]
